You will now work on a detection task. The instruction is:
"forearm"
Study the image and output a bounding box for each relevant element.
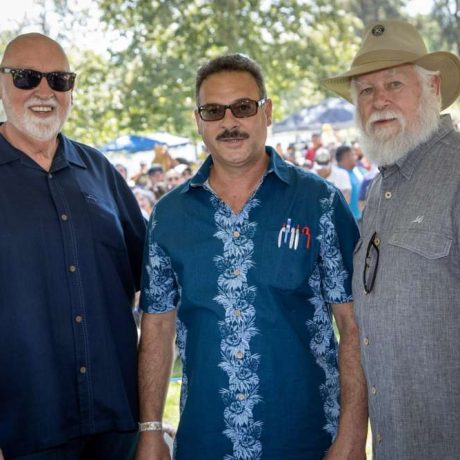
[138,310,176,423]
[327,303,368,459]
[337,318,368,443]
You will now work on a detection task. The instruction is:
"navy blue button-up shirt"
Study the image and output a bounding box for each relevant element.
[0,133,146,458]
[140,147,359,459]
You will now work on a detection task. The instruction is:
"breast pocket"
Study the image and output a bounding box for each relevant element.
[388,230,452,259]
[259,230,317,291]
[83,192,126,251]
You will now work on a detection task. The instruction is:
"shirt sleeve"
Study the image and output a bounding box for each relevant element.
[318,186,360,304]
[139,211,179,314]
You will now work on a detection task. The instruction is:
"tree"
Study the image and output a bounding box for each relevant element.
[99,0,362,137]
[431,0,460,54]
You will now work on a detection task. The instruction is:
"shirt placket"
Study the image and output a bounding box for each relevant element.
[46,169,95,431]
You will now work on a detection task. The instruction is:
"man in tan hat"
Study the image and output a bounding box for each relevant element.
[323,19,460,460]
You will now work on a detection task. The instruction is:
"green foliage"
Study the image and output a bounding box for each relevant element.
[98,0,362,136]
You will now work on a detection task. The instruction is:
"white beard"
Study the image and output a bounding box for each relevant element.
[1,93,70,142]
[356,86,441,167]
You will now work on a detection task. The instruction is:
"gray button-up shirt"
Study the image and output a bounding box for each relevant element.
[353,115,460,460]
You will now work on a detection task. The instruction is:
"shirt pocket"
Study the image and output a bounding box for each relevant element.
[259,230,317,290]
[388,230,452,259]
[83,192,126,251]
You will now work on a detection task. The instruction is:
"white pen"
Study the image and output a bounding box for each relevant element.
[284,218,291,243]
[289,227,296,249]
[294,225,300,250]
[277,225,285,248]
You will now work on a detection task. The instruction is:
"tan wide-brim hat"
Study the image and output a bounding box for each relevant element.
[321,19,460,110]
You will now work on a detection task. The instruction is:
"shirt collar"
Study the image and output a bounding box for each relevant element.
[182,145,290,193]
[0,131,87,169]
[380,114,454,180]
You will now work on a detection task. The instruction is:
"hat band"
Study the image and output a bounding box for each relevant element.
[353,49,425,67]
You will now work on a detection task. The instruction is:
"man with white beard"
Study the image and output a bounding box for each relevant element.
[0,34,146,459]
[322,19,460,460]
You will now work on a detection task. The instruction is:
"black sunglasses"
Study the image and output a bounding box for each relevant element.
[197,98,267,121]
[363,232,380,294]
[0,67,76,92]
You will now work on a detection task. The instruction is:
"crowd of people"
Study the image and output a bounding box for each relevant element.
[1,18,460,460]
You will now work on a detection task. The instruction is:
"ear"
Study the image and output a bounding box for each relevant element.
[430,73,441,96]
[264,98,273,127]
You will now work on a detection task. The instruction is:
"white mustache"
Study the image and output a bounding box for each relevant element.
[367,110,402,124]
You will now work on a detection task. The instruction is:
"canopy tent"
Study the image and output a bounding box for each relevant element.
[99,134,163,154]
[272,97,355,134]
[99,132,191,154]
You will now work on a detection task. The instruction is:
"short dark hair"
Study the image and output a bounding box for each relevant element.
[195,53,267,104]
[148,164,164,175]
[335,145,352,163]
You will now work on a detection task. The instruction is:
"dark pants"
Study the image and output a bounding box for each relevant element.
[9,431,138,460]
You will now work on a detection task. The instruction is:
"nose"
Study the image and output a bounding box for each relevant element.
[372,87,391,110]
[34,75,54,96]
[220,106,240,127]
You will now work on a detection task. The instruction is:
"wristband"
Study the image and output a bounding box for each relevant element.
[138,421,163,432]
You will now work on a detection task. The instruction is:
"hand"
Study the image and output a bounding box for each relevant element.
[0,448,4,460]
[136,431,171,460]
[323,437,366,460]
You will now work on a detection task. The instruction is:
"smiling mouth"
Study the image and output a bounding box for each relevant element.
[29,106,54,113]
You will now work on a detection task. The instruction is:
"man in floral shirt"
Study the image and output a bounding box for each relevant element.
[136,54,366,460]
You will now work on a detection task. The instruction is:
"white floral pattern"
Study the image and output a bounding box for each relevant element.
[307,187,350,438]
[212,195,263,460]
[142,218,178,313]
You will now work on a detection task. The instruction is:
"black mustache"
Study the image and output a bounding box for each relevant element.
[217,129,250,141]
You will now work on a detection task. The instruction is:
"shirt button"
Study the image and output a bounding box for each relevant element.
[376,432,383,444]
[363,337,369,346]
[236,393,246,401]
[235,351,244,359]
[374,237,381,246]
[61,214,68,221]
[69,265,77,272]
[384,191,392,199]
[233,309,241,317]
[371,386,377,395]
[233,268,241,276]
[233,230,240,238]
[80,366,87,374]
[48,173,53,179]
[75,315,83,323]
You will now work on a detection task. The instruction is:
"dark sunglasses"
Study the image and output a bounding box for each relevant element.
[197,98,267,121]
[363,232,380,294]
[0,67,76,92]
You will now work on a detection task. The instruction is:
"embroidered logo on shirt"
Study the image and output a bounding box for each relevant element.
[278,218,311,250]
[411,215,424,224]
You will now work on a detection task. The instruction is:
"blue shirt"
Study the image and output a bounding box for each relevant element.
[0,133,146,458]
[344,168,362,220]
[140,147,359,459]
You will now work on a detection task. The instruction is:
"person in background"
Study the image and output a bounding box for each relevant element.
[304,132,322,163]
[335,144,362,221]
[312,147,351,203]
[136,53,366,460]
[115,162,129,181]
[322,19,460,459]
[0,33,146,459]
[164,168,182,191]
[130,160,150,188]
[147,164,167,200]
[134,188,156,220]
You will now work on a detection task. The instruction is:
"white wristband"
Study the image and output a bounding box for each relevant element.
[138,421,163,432]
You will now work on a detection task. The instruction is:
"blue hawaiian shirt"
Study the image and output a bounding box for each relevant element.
[140,147,359,460]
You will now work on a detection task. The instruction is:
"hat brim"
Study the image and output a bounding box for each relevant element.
[321,51,460,110]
